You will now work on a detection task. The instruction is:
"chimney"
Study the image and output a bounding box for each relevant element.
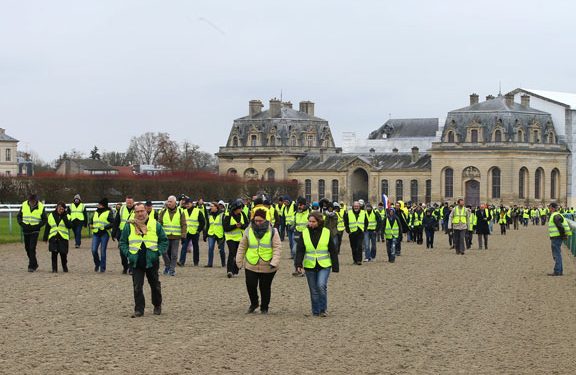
[299,101,315,117]
[269,98,281,118]
[249,100,263,118]
[0,128,5,135]
[469,93,479,106]
[505,93,514,107]
[282,101,293,109]
[486,95,495,101]
[411,146,420,162]
[521,94,530,107]
[392,148,399,154]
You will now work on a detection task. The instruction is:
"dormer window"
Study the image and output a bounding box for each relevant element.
[517,129,524,142]
[232,136,238,147]
[269,135,275,146]
[307,135,315,147]
[470,129,478,143]
[532,129,540,143]
[290,136,297,147]
[494,130,502,143]
[250,134,257,147]
[447,131,455,143]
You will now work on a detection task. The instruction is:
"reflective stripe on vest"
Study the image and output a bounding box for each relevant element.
[184,207,201,234]
[367,211,377,230]
[336,211,345,232]
[225,213,244,242]
[452,206,466,224]
[285,204,295,226]
[69,203,85,221]
[348,210,366,232]
[412,212,423,226]
[161,208,182,236]
[119,205,135,230]
[302,227,332,268]
[48,213,69,240]
[128,216,159,254]
[21,201,44,225]
[548,212,572,238]
[385,218,399,239]
[208,213,224,237]
[245,227,273,265]
[92,211,110,234]
[295,211,309,232]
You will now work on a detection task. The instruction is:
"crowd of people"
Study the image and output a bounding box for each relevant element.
[16,192,573,317]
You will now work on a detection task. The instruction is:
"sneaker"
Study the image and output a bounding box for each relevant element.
[547,272,562,276]
[319,312,328,317]
[291,271,301,277]
[176,262,183,267]
[168,270,176,276]
[204,265,213,268]
[131,311,144,318]
[227,272,233,278]
[153,306,162,315]
[260,309,269,315]
[363,258,371,262]
[163,267,169,275]
[246,305,258,314]
[94,266,99,272]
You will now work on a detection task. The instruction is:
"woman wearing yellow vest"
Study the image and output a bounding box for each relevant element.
[120,202,168,317]
[68,194,87,248]
[90,198,114,272]
[205,201,226,267]
[295,212,339,317]
[43,202,72,273]
[236,209,281,314]
[223,199,249,278]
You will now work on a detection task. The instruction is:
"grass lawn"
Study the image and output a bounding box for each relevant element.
[0,214,95,244]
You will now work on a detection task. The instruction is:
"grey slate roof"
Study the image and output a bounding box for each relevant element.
[0,132,18,142]
[368,118,439,139]
[288,153,431,172]
[70,159,117,171]
[236,107,326,122]
[451,95,548,114]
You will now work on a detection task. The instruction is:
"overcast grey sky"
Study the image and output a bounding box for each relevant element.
[1,0,575,162]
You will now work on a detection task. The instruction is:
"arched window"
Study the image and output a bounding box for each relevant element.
[494,130,502,143]
[425,179,431,204]
[332,179,339,202]
[517,129,524,142]
[410,180,418,203]
[470,129,478,143]
[444,168,454,198]
[244,168,258,180]
[491,167,501,199]
[551,169,559,199]
[548,132,555,144]
[535,168,544,199]
[307,135,315,147]
[305,179,312,202]
[227,168,237,176]
[395,180,403,202]
[266,168,275,181]
[447,131,455,143]
[318,179,325,200]
[532,130,540,143]
[519,167,528,199]
[381,179,389,196]
[250,135,257,147]
[232,137,239,147]
[269,135,275,146]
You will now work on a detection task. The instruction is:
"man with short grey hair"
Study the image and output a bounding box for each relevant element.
[158,195,187,276]
[448,198,470,255]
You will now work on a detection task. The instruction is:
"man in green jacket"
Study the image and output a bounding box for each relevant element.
[120,202,168,317]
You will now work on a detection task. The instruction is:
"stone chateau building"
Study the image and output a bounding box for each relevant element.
[0,128,18,176]
[218,91,573,207]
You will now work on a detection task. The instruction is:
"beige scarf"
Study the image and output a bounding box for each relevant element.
[129,215,149,236]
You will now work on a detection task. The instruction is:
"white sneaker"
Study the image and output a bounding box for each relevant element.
[363,258,371,262]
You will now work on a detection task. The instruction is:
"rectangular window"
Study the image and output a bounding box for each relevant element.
[251,135,257,147]
[305,179,312,203]
[318,179,325,200]
[410,180,418,203]
[425,179,431,204]
[331,179,339,203]
[445,169,454,198]
[5,148,11,162]
[395,180,403,202]
[307,135,314,147]
[381,179,389,197]
[471,129,478,143]
[519,171,525,199]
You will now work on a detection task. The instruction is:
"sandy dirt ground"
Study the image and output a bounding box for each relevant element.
[1,224,576,374]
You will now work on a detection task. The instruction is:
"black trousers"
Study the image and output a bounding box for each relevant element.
[414,226,423,244]
[349,231,363,263]
[226,240,240,274]
[23,232,40,270]
[132,261,162,313]
[49,239,69,272]
[453,229,466,254]
[425,228,434,248]
[245,269,276,310]
[119,248,130,272]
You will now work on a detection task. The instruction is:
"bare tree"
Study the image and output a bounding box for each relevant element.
[128,132,160,164]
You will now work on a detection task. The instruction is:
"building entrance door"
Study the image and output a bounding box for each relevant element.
[465,180,480,207]
[351,168,368,202]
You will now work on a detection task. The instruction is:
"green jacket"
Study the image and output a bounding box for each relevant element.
[119,221,168,268]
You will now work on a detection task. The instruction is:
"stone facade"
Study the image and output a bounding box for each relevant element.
[0,128,18,176]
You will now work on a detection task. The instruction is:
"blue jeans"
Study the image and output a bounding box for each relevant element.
[386,238,397,262]
[287,228,295,257]
[363,230,377,260]
[551,237,563,274]
[179,234,200,265]
[72,224,83,247]
[207,236,226,267]
[91,234,109,271]
[305,267,331,315]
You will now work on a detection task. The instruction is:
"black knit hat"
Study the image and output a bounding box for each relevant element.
[99,198,109,207]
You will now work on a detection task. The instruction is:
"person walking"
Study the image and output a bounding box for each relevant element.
[205,201,226,267]
[112,196,136,274]
[68,194,87,248]
[498,207,508,235]
[17,194,47,272]
[291,197,310,275]
[236,209,281,314]
[422,208,437,249]
[223,199,249,278]
[363,203,380,261]
[158,195,187,276]
[344,201,366,265]
[90,198,114,272]
[383,208,402,262]
[120,202,168,317]
[295,212,339,317]
[475,204,491,249]
[448,198,470,255]
[547,202,572,276]
[178,198,205,267]
[43,202,72,273]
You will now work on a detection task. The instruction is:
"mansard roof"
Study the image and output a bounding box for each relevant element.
[288,153,431,172]
[368,118,439,139]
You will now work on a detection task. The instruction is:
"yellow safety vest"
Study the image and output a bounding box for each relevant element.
[48,213,69,240]
[69,203,85,221]
[21,201,44,225]
[347,210,366,232]
[295,210,309,233]
[161,208,182,236]
[245,227,273,265]
[367,211,377,230]
[285,203,295,226]
[225,213,245,242]
[452,206,467,224]
[127,216,159,254]
[548,212,572,238]
[184,207,201,234]
[302,227,332,268]
[92,210,111,234]
[336,211,345,232]
[268,206,276,226]
[119,205,135,231]
[384,218,399,239]
[208,212,224,238]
